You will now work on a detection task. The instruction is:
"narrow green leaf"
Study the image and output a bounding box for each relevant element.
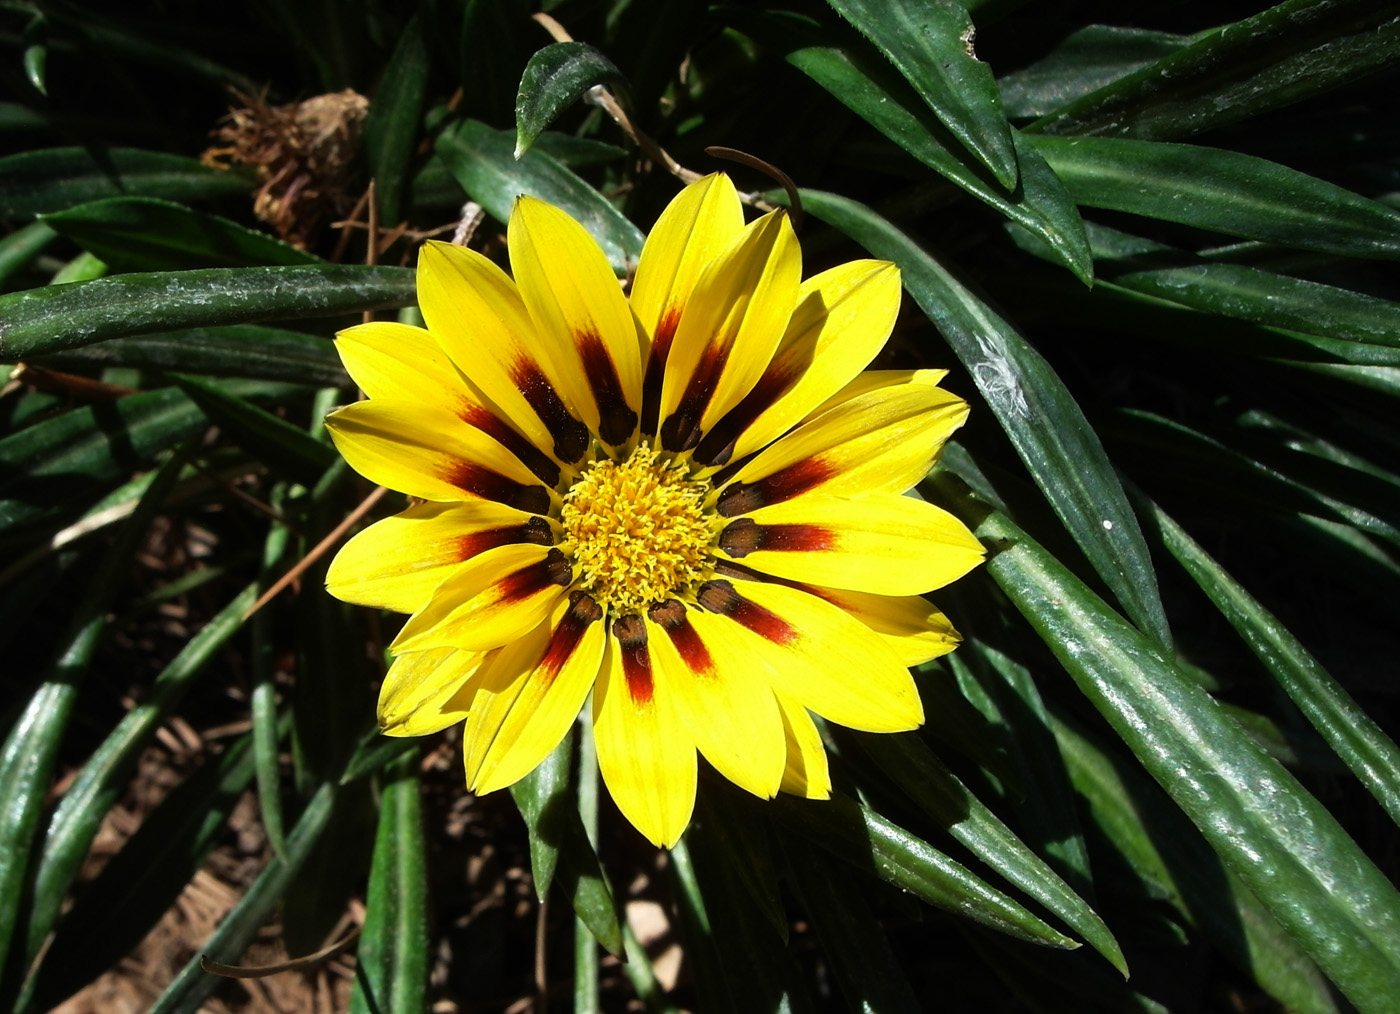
[0,147,250,220]
[435,119,644,272]
[365,13,430,225]
[743,10,1091,282]
[39,197,319,271]
[511,728,624,956]
[620,922,683,1014]
[771,793,1077,949]
[826,0,1018,189]
[574,717,603,1014]
[1031,0,1400,141]
[170,374,337,486]
[147,780,339,1014]
[666,838,734,1014]
[0,442,191,990]
[514,42,624,159]
[0,380,308,533]
[997,26,1193,119]
[804,189,1169,648]
[510,727,575,898]
[933,476,1400,1014]
[22,581,260,967]
[0,264,415,359]
[855,731,1126,974]
[1052,713,1342,1014]
[0,221,57,284]
[22,45,47,96]
[780,832,922,1014]
[21,728,263,1013]
[1141,495,1400,827]
[1028,135,1400,260]
[35,325,349,388]
[349,752,429,1014]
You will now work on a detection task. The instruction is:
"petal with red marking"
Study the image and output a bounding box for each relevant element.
[593,619,696,848]
[391,544,573,654]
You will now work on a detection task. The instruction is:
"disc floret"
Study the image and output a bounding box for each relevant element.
[560,444,715,616]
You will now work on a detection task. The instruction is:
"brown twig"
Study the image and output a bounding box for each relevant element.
[242,484,389,620]
[200,927,361,979]
[704,146,803,230]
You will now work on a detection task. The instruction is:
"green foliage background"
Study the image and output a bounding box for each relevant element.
[2,0,1399,1010]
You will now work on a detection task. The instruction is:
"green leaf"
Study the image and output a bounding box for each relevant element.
[514,42,625,159]
[804,189,1170,648]
[511,728,624,956]
[933,476,1400,1014]
[365,13,431,225]
[0,147,250,221]
[170,374,337,487]
[0,441,191,992]
[1140,495,1400,828]
[780,832,921,1014]
[21,728,263,1013]
[825,0,1019,189]
[147,780,339,1014]
[0,221,57,284]
[1027,136,1400,260]
[1030,0,1400,141]
[349,752,429,1014]
[510,728,575,898]
[435,119,644,272]
[771,793,1077,949]
[666,838,735,1014]
[997,26,1193,119]
[0,380,308,533]
[0,264,415,359]
[855,730,1126,974]
[39,197,319,271]
[744,10,1091,282]
[22,581,260,968]
[35,325,349,388]
[1052,713,1342,1014]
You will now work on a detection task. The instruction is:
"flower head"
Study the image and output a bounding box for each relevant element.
[324,174,984,847]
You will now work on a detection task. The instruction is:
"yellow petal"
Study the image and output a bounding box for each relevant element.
[326,501,554,613]
[378,646,486,737]
[390,544,573,653]
[467,595,606,794]
[335,320,467,406]
[646,601,786,800]
[509,196,642,446]
[417,240,591,463]
[717,492,985,596]
[657,210,801,452]
[697,260,902,465]
[631,174,745,435]
[802,367,949,422]
[816,587,962,667]
[774,691,831,799]
[325,400,554,512]
[593,621,697,847]
[712,377,968,516]
[694,577,923,733]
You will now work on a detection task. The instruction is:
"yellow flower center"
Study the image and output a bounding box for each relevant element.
[560,443,715,616]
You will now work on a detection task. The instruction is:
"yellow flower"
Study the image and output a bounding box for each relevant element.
[323,174,984,847]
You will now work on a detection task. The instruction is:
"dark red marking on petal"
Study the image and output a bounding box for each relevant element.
[659,339,729,452]
[453,519,553,562]
[696,579,800,646]
[716,457,836,517]
[499,548,573,603]
[459,403,560,486]
[648,599,715,678]
[510,356,589,463]
[711,558,837,604]
[577,328,638,445]
[613,614,654,705]
[640,306,681,436]
[692,361,799,466]
[439,461,551,514]
[719,520,834,557]
[539,592,603,680]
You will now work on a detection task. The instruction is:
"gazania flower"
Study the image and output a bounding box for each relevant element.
[324,173,984,847]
